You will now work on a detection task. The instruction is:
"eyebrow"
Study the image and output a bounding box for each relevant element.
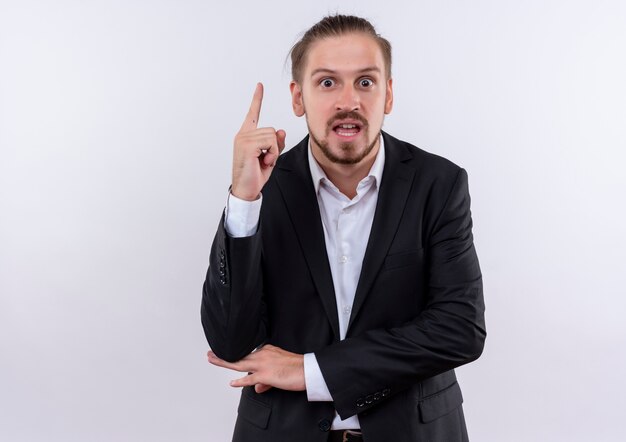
[309,66,381,77]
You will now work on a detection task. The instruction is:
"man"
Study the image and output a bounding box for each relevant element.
[201,14,486,442]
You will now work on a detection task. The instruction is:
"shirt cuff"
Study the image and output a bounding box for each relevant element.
[224,192,262,237]
[303,353,333,402]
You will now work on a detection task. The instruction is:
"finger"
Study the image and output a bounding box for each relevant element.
[261,136,279,167]
[276,130,286,154]
[240,82,264,131]
[207,351,247,372]
[230,373,257,388]
[255,383,273,394]
[242,130,277,156]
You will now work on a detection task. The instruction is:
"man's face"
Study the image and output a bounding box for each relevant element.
[290,33,393,165]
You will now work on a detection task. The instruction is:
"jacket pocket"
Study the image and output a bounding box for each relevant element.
[382,248,423,271]
[238,392,272,429]
[418,381,463,423]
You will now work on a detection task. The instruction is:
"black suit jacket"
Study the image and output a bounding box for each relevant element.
[201,131,486,442]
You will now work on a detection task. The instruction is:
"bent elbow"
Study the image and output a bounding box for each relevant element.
[209,346,247,364]
[463,326,486,363]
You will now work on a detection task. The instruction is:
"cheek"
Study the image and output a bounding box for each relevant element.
[367,98,388,120]
[306,92,335,109]
[305,104,328,124]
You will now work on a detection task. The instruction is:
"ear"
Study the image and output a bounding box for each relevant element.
[290,81,305,117]
[384,78,394,114]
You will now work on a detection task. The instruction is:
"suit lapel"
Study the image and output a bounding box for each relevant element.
[275,137,341,341]
[347,131,415,331]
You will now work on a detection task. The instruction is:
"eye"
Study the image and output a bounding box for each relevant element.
[359,78,373,88]
[320,78,335,88]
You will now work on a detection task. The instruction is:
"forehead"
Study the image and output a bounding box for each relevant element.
[303,33,385,77]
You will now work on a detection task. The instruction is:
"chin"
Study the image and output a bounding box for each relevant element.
[336,144,370,164]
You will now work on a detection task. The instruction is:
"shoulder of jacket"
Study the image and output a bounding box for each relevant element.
[384,131,463,181]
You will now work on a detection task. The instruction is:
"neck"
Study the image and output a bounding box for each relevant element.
[311,138,380,199]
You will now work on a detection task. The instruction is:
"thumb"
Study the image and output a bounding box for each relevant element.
[255,383,273,394]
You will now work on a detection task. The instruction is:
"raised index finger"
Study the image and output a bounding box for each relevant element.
[240,82,263,131]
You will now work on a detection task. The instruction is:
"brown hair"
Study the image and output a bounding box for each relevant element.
[289,14,392,83]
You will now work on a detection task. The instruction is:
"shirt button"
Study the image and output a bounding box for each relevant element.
[340,255,348,263]
[343,306,351,315]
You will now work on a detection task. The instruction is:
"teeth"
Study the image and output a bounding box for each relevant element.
[339,124,356,129]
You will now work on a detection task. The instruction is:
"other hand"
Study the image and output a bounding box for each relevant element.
[207,344,305,394]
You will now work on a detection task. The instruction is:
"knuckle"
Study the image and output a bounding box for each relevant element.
[234,132,246,144]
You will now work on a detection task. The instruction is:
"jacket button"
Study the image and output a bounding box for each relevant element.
[318,418,331,432]
[356,398,365,408]
[365,395,373,404]
[382,388,390,397]
[374,392,381,401]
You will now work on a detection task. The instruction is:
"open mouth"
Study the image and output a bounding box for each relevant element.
[332,122,362,138]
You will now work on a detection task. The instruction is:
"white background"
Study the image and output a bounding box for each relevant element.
[1,0,625,441]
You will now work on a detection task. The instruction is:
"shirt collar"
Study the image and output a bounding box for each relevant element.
[307,134,385,195]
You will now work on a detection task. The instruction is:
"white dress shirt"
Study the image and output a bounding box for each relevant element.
[224,136,385,430]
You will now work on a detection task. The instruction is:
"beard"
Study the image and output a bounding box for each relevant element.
[307,110,381,165]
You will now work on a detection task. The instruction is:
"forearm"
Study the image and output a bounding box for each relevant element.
[315,279,485,419]
[201,212,266,362]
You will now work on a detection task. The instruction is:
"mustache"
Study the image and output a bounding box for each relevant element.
[326,111,368,128]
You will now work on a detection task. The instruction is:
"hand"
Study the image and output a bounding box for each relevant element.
[207,344,305,394]
[231,83,287,201]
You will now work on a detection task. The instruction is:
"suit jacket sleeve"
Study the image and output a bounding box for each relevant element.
[200,212,267,362]
[314,168,486,420]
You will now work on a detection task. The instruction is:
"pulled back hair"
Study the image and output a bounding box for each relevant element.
[289,15,392,83]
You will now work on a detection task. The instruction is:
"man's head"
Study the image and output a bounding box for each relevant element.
[290,15,392,84]
[289,15,394,166]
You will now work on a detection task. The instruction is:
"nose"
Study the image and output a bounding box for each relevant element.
[335,83,360,112]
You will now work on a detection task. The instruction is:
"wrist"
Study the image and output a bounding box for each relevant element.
[296,354,306,391]
[231,186,260,202]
